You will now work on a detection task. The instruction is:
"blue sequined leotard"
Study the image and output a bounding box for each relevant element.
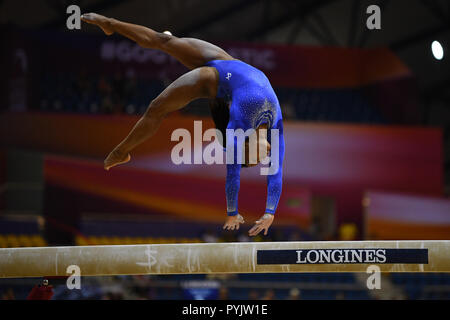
[205,59,285,215]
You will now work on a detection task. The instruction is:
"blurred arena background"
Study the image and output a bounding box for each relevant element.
[0,0,449,300]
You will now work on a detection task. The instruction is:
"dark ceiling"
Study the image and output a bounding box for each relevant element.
[1,0,448,94]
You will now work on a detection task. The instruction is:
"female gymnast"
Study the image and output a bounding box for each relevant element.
[81,13,285,237]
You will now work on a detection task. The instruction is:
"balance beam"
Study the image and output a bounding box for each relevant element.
[0,240,449,278]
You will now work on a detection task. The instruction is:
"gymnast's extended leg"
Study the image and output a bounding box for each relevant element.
[102,66,218,170]
[81,13,234,69]
[80,13,231,169]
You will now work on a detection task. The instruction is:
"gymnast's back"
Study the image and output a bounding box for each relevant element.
[204,59,282,131]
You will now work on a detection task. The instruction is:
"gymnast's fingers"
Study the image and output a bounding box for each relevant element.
[252,228,262,236]
[249,225,261,236]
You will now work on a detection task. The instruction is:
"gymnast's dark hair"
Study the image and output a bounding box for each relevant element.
[209,98,250,168]
[209,97,230,148]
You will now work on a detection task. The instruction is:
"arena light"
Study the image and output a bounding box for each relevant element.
[431,40,444,60]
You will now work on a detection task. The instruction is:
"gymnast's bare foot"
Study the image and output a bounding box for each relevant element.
[104,149,131,171]
[81,13,114,36]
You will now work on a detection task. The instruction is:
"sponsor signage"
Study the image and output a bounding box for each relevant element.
[257,249,428,264]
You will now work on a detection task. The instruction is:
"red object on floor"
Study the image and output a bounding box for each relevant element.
[27,284,54,300]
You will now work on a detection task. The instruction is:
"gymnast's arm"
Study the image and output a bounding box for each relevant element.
[222,134,245,231]
[222,161,245,231]
[224,119,245,216]
[248,120,284,236]
[265,120,285,215]
[223,123,285,216]
[225,162,241,216]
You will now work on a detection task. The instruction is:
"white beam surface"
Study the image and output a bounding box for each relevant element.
[0,240,449,278]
